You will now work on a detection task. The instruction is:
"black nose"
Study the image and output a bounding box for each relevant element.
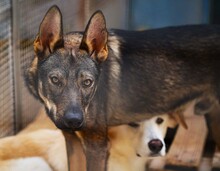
[148,139,163,154]
[63,110,83,130]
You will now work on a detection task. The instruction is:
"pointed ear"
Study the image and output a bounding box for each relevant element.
[80,10,108,63]
[170,112,188,129]
[34,5,63,60]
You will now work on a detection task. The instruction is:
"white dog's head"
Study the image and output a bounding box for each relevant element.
[129,114,179,157]
[108,113,187,160]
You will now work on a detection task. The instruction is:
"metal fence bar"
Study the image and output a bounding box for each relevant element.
[12,0,22,133]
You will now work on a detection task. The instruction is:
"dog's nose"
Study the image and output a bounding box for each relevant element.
[148,139,163,154]
[64,110,83,130]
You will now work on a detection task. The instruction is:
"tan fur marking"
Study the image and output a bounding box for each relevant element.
[38,81,57,120]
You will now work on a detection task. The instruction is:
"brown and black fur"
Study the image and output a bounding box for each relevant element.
[26,5,220,171]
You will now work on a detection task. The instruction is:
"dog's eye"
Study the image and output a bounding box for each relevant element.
[51,76,59,83]
[128,122,140,128]
[156,117,164,125]
[50,76,62,86]
[82,79,93,88]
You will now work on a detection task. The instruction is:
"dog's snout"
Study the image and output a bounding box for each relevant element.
[64,110,83,130]
[148,139,163,154]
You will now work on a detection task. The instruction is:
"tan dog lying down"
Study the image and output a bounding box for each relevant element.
[0,108,182,171]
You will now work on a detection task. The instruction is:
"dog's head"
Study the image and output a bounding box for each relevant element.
[26,6,108,131]
[129,114,178,157]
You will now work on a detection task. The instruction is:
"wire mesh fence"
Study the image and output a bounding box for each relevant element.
[0,0,14,137]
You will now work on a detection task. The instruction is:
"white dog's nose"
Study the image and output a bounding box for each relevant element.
[148,139,163,154]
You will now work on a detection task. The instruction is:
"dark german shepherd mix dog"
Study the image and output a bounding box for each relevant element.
[26,5,220,171]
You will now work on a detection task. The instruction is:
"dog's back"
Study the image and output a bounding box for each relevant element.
[106,25,220,125]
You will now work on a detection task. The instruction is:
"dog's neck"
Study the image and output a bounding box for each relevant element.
[108,125,136,155]
[108,125,148,171]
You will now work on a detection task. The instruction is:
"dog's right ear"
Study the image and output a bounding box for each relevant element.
[80,11,108,63]
[170,112,188,129]
[34,5,63,60]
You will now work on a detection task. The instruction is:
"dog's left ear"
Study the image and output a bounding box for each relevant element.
[170,112,188,129]
[80,11,108,63]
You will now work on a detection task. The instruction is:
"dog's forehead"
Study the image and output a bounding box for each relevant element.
[44,48,71,66]
[63,33,90,61]
[141,115,166,127]
[64,32,83,50]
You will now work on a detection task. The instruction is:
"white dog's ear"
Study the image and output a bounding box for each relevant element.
[170,112,188,129]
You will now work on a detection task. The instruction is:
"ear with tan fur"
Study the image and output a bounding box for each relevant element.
[34,5,63,60]
[170,112,188,129]
[80,10,108,63]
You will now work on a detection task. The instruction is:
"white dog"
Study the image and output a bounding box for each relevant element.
[108,114,179,171]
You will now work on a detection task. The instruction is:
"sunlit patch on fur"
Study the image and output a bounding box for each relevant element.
[108,33,122,90]
[108,33,121,58]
